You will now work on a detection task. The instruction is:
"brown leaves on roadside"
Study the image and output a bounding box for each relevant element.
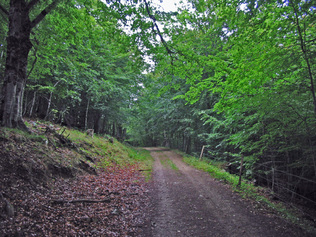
[0,164,149,236]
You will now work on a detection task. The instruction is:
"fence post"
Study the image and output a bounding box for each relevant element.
[199,145,205,160]
[238,154,244,186]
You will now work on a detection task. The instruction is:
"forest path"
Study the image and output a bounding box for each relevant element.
[140,147,309,237]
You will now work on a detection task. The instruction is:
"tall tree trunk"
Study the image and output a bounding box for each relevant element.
[0,0,31,129]
[112,122,116,137]
[45,80,60,120]
[85,99,89,131]
[185,136,191,154]
[93,111,101,134]
[29,91,36,117]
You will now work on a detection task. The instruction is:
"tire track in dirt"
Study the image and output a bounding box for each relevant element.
[141,147,311,237]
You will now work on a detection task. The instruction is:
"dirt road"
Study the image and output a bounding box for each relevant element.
[141,147,311,237]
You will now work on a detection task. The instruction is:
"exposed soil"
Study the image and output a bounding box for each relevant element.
[141,147,313,237]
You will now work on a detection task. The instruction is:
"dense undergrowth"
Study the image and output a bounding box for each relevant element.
[0,119,153,236]
[181,153,316,235]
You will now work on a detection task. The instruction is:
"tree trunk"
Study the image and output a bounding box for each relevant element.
[185,136,191,153]
[45,92,53,120]
[45,80,60,120]
[0,0,31,129]
[85,99,89,131]
[29,91,36,117]
[112,122,116,137]
[93,111,101,134]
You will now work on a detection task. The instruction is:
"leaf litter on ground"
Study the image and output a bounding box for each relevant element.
[1,164,150,236]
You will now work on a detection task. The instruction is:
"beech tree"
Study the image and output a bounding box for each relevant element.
[0,0,61,129]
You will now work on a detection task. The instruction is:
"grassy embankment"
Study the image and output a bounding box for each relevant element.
[67,128,154,178]
[0,120,154,181]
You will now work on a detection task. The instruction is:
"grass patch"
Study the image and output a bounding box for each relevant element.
[183,155,239,186]
[160,156,179,171]
[1,127,47,143]
[131,148,154,181]
[167,159,179,170]
[160,157,167,167]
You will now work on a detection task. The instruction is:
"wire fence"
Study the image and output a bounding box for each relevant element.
[258,163,316,185]
[250,171,316,205]
[200,147,316,209]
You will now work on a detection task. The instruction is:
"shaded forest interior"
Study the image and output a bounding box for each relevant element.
[0,0,315,219]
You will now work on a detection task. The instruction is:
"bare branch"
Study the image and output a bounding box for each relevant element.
[30,0,60,28]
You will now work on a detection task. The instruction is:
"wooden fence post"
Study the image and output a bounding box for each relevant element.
[199,145,205,160]
[238,154,244,186]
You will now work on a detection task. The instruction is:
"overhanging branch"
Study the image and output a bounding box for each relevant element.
[143,0,175,57]
[30,0,60,28]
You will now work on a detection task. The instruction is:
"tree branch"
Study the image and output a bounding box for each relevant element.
[290,0,316,115]
[30,0,60,28]
[0,4,8,16]
[143,0,175,57]
[27,45,38,79]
